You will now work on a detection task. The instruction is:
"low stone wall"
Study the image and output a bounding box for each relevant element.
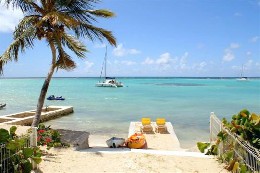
[57,129,90,150]
[0,106,73,126]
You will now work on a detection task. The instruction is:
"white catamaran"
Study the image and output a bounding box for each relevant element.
[237,65,248,81]
[96,47,123,88]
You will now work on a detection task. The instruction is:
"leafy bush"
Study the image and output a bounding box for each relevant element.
[197,109,259,173]
[0,126,42,173]
[37,124,69,149]
[223,109,260,149]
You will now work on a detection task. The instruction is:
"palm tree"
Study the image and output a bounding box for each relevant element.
[0,0,116,127]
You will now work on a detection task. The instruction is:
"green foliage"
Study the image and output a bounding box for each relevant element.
[198,109,259,172]
[0,126,42,173]
[205,144,218,155]
[0,128,10,143]
[197,142,210,153]
[37,123,69,150]
[223,109,260,149]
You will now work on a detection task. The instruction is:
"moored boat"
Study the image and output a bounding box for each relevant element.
[96,77,123,88]
[96,46,123,88]
[47,95,65,100]
[237,65,248,81]
[0,103,6,109]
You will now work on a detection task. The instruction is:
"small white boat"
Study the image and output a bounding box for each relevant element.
[236,65,248,81]
[106,137,125,148]
[96,47,124,88]
[237,77,248,81]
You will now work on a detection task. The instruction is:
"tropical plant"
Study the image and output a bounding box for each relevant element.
[0,0,117,127]
[197,109,259,172]
[0,126,42,173]
[37,123,69,149]
[223,109,260,149]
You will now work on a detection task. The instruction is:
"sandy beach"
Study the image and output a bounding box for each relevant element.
[36,135,228,173]
[0,124,229,173]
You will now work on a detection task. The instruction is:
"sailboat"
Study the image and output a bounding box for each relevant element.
[237,65,248,81]
[95,47,123,87]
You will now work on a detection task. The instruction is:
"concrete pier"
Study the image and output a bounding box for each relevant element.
[128,121,184,151]
[0,106,73,126]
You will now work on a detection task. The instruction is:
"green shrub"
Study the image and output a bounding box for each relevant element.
[197,109,259,172]
[0,126,42,173]
[37,124,69,150]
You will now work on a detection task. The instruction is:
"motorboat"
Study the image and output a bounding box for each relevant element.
[47,95,65,100]
[0,103,6,109]
[96,47,123,88]
[106,137,125,148]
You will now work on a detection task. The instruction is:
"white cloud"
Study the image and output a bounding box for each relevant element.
[129,49,140,54]
[142,53,173,66]
[84,60,94,72]
[223,50,235,62]
[179,52,189,70]
[121,60,136,66]
[142,57,154,65]
[250,36,259,43]
[93,43,106,48]
[244,59,253,70]
[112,43,141,57]
[230,43,240,49]
[246,51,252,56]
[222,43,239,62]
[113,44,125,57]
[0,3,23,32]
[193,61,207,71]
[156,52,171,65]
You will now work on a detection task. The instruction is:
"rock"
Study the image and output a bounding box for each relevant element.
[56,129,90,150]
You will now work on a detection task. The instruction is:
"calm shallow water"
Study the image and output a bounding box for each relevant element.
[0,77,259,148]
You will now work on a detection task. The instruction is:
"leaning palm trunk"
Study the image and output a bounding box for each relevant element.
[0,0,117,127]
[32,42,56,127]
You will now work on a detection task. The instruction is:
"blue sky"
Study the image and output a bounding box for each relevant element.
[0,0,259,77]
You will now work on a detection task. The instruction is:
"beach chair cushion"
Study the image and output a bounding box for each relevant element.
[141,118,153,133]
[142,118,151,125]
[155,118,167,133]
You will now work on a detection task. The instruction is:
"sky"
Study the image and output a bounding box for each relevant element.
[0,0,259,77]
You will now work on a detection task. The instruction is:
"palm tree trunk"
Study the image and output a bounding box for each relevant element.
[31,42,56,127]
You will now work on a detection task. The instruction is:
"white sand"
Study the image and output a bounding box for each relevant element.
[0,125,228,173]
[35,134,228,173]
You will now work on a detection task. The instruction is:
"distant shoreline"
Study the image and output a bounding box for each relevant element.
[1,76,260,79]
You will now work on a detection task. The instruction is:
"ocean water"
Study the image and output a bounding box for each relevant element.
[0,77,260,148]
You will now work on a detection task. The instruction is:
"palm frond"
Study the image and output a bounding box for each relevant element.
[60,33,87,58]
[14,15,40,39]
[4,0,37,13]
[56,48,76,70]
[41,11,79,28]
[0,26,36,74]
[86,9,115,18]
[74,24,116,46]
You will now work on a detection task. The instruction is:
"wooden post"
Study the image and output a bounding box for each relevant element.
[30,127,37,170]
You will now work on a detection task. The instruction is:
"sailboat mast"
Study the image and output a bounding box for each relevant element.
[241,65,244,78]
[105,46,107,78]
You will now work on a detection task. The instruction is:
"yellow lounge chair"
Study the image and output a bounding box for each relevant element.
[155,118,167,133]
[140,117,153,133]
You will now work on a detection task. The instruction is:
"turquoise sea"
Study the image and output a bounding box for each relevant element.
[0,77,260,148]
